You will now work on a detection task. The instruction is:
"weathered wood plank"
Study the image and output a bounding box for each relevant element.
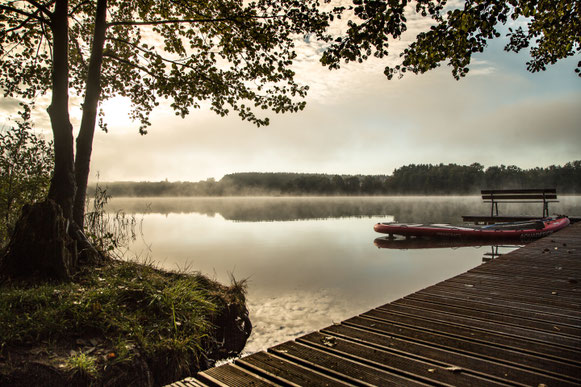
[405,292,581,327]
[390,298,581,337]
[417,286,581,318]
[342,316,581,381]
[363,308,581,355]
[320,324,579,385]
[269,340,430,386]
[197,364,276,386]
[425,283,581,310]
[297,331,507,386]
[236,351,351,386]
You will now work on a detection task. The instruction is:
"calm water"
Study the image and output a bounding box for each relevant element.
[105,196,581,354]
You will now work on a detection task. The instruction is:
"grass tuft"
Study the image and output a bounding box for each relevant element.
[66,352,98,378]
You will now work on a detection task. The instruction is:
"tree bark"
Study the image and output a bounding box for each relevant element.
[1,0,79,282]
[0,200,76,281]
[47,0,76,221]
[73,0,108,229]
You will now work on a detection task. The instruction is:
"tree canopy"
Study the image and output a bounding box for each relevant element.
[0,0,344,279]
[0,0,343,229]
[1,0,340,130]
[322,0,580,79]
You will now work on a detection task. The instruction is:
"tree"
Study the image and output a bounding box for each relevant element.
[321,0,580,79]
[0,0,340,278]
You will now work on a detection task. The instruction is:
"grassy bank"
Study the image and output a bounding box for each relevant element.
[0,259,249,386]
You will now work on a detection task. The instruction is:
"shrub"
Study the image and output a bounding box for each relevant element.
[0,125,53,246]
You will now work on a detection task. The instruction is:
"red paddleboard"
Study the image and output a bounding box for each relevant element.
[373,216,570,240]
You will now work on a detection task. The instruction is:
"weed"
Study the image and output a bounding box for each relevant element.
[84,181,137,259]
[66,352,98,378]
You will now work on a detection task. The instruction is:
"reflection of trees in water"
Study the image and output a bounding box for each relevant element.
[102,196,580,223]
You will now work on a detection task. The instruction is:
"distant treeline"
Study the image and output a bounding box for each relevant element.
[91,161,581,197]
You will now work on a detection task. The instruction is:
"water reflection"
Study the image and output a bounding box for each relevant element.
[107,196,580,354]
[373,236,524,262]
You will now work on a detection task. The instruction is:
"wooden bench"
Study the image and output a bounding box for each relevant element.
[482,188,558,218]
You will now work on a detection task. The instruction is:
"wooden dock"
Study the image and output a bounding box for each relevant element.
[175,223,581,386]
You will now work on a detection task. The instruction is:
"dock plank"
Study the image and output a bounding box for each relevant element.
[296,331,505,386]
[270,340,429,386]
[404,292,581,327]
[236,351,351,386]
[197,363,276,386]
[343,315,581,381]
[391,298,581,336]
[362,308,581,357]
[319,324,578,386]
[175,222,581,386]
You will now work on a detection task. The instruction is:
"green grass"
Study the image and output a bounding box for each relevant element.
[66,353,98,378]
[0,259,247,384]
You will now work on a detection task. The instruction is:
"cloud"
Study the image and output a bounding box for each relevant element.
[89,56,581,182]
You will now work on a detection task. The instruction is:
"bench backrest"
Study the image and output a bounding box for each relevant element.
[481,189,557,217]
[481,189,557,201]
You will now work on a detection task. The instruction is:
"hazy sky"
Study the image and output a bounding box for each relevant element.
[1,9,580,182]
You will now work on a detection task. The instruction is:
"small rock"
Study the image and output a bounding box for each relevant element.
[428,368,436,373]
[551,291,558,295]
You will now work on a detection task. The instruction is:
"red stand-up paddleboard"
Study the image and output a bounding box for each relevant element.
[373,216,570,240]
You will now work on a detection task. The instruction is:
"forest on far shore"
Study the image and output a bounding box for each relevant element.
[90,161,581,197]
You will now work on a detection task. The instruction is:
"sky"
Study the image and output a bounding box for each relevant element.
[1,6,580,183]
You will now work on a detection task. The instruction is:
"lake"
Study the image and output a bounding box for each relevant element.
[105,196,581,355]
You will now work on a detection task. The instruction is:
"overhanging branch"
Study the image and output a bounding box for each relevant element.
[0,4,50,25]
[107,17,236,27]
[5,9,43,33]
[25,0,54,19]
[103,52,157,77]
[106,36,225,90]
[106,13,278,28]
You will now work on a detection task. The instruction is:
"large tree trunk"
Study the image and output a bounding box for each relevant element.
[47,0,76,220]
[73,0,108,229]
[0,200,76,280]
[1,0,79,281]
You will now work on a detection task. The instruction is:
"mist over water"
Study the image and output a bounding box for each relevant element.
[107,195,581,222]
[107,196,581,354]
